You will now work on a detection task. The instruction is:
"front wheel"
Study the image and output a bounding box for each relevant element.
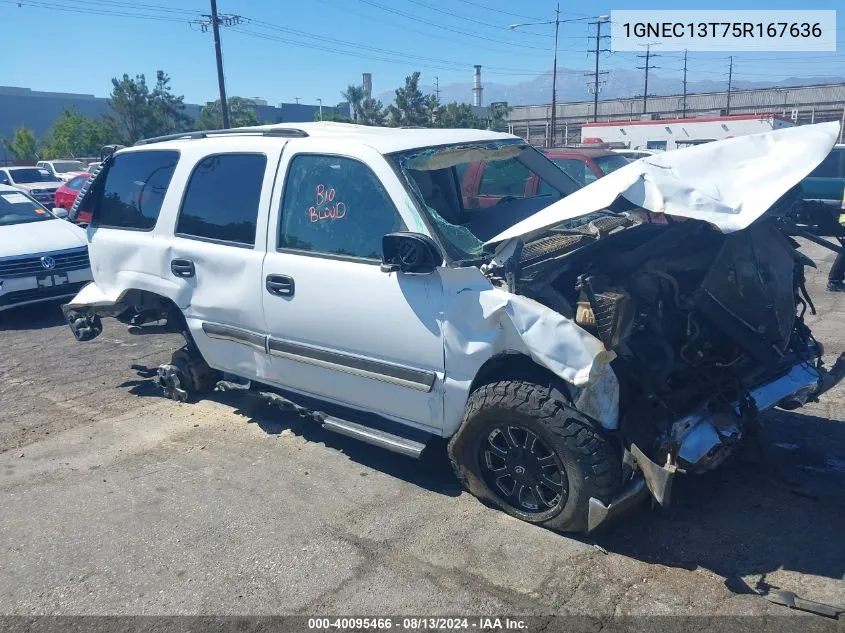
[448,380,622,533]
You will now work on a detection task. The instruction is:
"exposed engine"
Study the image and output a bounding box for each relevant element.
[510,211,822,474]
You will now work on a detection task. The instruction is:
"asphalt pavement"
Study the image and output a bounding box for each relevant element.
[0,242,843,620]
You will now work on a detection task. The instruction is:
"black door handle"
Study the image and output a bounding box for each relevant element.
[171,258,195,278]
[266,274,295,297]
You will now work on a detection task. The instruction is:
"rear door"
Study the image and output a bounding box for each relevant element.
[164,143,284,376]
[261,140,445,430]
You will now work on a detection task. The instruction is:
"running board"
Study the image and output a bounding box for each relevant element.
[250,388,431,459]
[321,417,428,458]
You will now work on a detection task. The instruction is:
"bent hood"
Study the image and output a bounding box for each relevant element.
[486,121,841,245]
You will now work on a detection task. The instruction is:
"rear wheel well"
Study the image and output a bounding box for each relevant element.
[114,289,186,330]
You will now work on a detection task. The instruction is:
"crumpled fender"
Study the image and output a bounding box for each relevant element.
[65,281,122,308]
[65,271,190,311]
[440,267,619,434]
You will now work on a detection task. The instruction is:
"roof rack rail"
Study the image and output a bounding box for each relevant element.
[134,127,309,146]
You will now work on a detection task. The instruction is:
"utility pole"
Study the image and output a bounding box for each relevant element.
[636,44,660,114]
[209,0,229,128]
[192,4,244,129]
[550,3,560,146]
[726,56,734,115]
[682,49,688,118]
[585,17,609,122]
[435,76,440,101]
[317,98,323,121]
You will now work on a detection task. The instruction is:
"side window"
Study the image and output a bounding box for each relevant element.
[279,154,406,260]
[478,158,531,197]
[94,150,179,230]
[176,153,266,246]
[0,171,8,185]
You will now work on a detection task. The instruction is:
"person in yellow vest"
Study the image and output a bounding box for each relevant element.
[828,185,845,292]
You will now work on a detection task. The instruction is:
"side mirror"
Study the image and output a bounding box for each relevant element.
[52,207,68,219]
[381,232,443,275]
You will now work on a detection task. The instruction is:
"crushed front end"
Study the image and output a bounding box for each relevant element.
[490,209,845,529]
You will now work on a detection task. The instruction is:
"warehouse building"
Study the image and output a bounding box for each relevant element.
[509,82,845,147]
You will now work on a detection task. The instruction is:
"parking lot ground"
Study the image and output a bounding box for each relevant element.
[0,242,843,619]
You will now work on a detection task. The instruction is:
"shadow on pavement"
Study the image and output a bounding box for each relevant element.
[0,300,67,331]
[121,368,462,498]
[597,409,845,589]
[116,367,845,583]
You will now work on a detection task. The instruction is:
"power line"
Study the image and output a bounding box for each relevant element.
[726,55,734,115]
[636,44,660,114]
[353,0,570,51]
[402,0,554,37]
[452,0,543,21]
[584,19,610,122]
[682,49,688,117]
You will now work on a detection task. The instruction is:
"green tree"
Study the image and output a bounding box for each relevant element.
[437,102,484,129]
[104,73,151,144]
[40,108,109,158]
[149,71,192,134]
[199,97,260,129]
[2,126,38,161]
[104,71,191,144]
[488,102,510,132]
[359,97,386,126]
[387,72,427,127]
[341,84,364,122]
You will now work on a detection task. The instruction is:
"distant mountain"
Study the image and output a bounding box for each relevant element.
[378,69,845,107]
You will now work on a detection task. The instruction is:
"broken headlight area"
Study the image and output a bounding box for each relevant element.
[508,210,844,509]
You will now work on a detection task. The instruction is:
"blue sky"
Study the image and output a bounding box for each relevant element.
[1,0,842,106]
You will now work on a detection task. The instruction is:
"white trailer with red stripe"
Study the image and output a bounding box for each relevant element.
[581,113,794,152]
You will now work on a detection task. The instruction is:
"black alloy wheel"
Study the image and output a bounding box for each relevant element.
[478,423,569,515]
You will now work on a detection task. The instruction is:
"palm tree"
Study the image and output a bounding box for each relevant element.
[341,84,364,123]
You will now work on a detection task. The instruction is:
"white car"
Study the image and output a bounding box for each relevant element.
[611,149,661,161]
[62,122,844,534]
[0,185,92,312]
[86,162,102,174]
[0,166,63,207]
[36,160,89,182]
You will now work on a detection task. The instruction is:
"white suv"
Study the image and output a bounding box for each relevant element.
[62,121,845,533]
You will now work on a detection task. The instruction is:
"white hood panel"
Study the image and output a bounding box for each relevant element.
[487,121,841,245]
[0,219,87,258]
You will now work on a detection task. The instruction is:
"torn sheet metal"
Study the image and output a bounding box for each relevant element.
[487,121,841,245]
[440,267,619,434]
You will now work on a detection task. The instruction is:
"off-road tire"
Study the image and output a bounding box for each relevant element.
[448,380,621,534]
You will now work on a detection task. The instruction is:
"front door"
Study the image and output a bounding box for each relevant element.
[262,145,445,431]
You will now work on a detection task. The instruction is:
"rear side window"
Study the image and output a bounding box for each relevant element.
[94,150,179,230]
[176,153,267,247]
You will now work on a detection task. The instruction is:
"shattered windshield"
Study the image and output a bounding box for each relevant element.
[389,140,579,262]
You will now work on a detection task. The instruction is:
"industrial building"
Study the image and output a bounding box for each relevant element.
[580,113,794,151]
[508,82,845,147]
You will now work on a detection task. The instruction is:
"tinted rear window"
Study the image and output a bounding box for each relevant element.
[176,153,266,246]
[94,150,179,230]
